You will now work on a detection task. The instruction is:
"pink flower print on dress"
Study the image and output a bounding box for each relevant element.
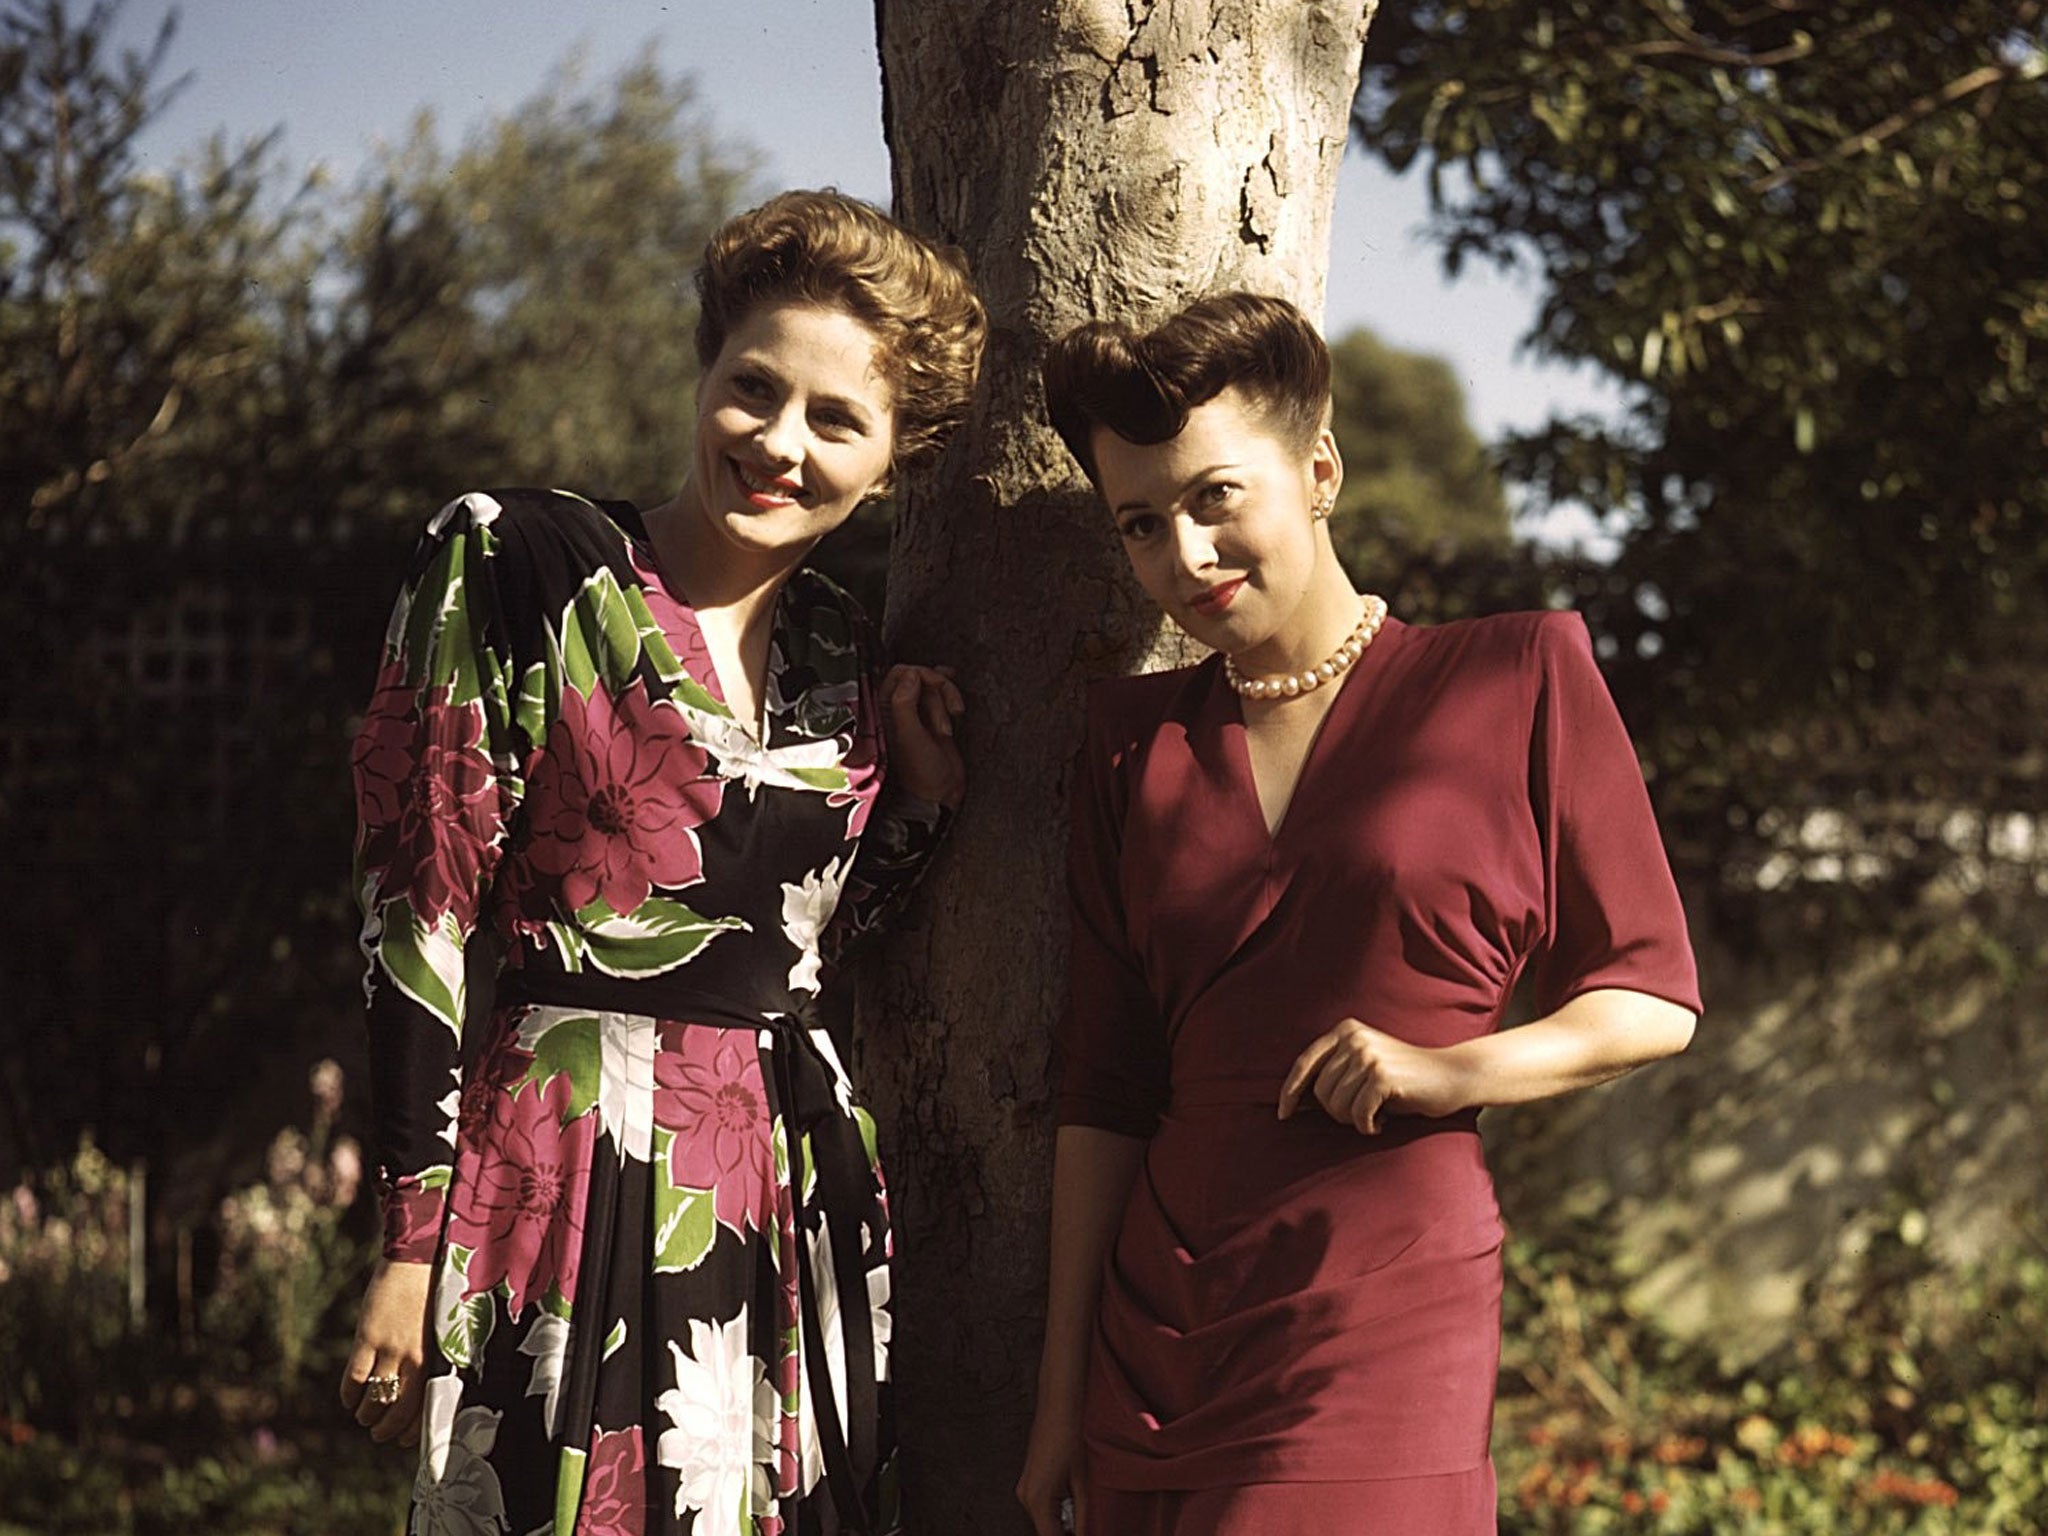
[525,680,723,917]
[653,1023,775,1238]
[381,1173,447,1264]
[454,1029,538,1155]
[833,684,885,838]
[352,662,505,929]
[446,1070,595,1317]
[628,545,722,705]
[573,1426,647,1536]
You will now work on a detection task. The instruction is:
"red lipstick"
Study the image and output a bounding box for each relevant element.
[1188,578,1245,616]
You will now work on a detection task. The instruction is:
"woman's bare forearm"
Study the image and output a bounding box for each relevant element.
[1442,987,1696,1109]
[1036,1125,1148,1410]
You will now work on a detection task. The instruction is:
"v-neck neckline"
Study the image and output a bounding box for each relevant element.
[1219,617,1401,846]
[610,499,786,747]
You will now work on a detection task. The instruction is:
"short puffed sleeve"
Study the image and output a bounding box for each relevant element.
[1527,613,1702,1019]
[1052,686,1171,1139]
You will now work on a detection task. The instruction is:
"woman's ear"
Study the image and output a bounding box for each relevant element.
[1310,427,1343,515]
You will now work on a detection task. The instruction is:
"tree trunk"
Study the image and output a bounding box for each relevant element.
[862,3,1376,1526]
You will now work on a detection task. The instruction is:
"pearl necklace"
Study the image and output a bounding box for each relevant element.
[1223,594,1389,701]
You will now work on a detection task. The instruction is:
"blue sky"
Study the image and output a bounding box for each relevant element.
[111,0,1620,475]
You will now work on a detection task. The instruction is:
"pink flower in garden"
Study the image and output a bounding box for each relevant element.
[574,1426,647,1536]
[653,1024,773,1237]
[352,662,505,928]
[447,1070,595,1316]
[309,1059,345,1118]
[329,1137,363,1209]
[525,680,723,916]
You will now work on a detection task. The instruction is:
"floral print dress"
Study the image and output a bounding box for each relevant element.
[351,489,943,1536]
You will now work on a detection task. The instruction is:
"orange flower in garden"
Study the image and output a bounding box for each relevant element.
[1622,1490,1646,1514]
[1651,1491,1671,1515]
[1777,1422,1856,1466]
[1863,1469,1961,1508]
[1652,1434,1708,1464]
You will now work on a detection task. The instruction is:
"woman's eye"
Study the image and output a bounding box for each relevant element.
[1199,482,1239,509]
[1118,514,1161,541]
[731,372,772,401]
[813,409,862,438]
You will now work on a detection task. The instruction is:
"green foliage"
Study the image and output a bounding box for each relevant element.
[355,49,755,504]
[1355,4,2048,786]
[201,1062,371,1390]
[1326,325,1510,578]
[0,0,758,1192]
[0,1137,143,1440]
[1494,1222,2048,1533]
[0,1075,406,1536]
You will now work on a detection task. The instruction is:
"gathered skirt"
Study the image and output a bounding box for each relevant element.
[1084,1467,1498,1534]
[1081,1106,1503,1531]
[409,1002,896,1536]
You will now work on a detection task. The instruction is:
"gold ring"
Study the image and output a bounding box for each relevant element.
[364,1374,403,1406]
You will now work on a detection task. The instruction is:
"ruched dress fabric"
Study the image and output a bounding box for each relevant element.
[1056,611,1701,1533]
[351,489,942,1536]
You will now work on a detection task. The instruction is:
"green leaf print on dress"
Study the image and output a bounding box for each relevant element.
[579,896,748,981]
[375,896,467,1036]
[652,1124,719,1275]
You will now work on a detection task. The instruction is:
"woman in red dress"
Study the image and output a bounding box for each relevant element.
[1018,294,1701,1535]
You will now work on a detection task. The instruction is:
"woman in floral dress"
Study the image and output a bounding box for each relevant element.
[337,190,986,1536]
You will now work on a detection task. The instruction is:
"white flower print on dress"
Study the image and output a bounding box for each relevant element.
[412,1377,508,1536]
[427,490,503,535]
[517,1310,570,1437]
[780,854,851,996]
[656,1313,777,1528]
[597,1011,656,1162]
[797,1215,892,1494]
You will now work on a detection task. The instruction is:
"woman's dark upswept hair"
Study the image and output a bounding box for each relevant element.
[694,189,987,474]
[1041,292,1332,484]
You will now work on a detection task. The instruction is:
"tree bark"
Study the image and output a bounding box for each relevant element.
[863,3,1376,1526]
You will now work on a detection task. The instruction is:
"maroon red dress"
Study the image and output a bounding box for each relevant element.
[1055,611,1701,1530]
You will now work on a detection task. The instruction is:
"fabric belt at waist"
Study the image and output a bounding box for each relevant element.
[498,969,882,1533]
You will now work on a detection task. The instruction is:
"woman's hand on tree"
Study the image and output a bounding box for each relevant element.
[1017,1404,1086,1536]
[339,1257,433,1447]
[1278,1018,1471,1133]
[882,662,966,809]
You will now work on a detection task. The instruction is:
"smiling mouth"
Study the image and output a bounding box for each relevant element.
[1187,578,1246,615]
[731,459,803,507]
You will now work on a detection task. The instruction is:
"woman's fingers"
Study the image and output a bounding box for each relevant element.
[1285,1020,1398,1134]
[918,675,956,739]
[370,1370,427,1444]
[1278,1027,1344,1118]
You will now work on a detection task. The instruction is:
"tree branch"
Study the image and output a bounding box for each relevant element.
[1752,62,2022,193]
[1629,0,1817,69]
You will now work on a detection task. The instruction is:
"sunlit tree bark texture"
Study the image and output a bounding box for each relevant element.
[863,2,1376,1526]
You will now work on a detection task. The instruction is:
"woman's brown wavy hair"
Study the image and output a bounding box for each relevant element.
[695,189,987,475]
[1042,292,1331,484]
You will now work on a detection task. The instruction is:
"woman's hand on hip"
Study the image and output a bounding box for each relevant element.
[1278,1018,1472,1133]
[1017,1402,1088,1536]
[340,1257,433,1447]
[882,662,966,809]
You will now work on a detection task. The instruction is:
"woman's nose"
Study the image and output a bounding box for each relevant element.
[1171,516,1217,576]
[755,403,804,467]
